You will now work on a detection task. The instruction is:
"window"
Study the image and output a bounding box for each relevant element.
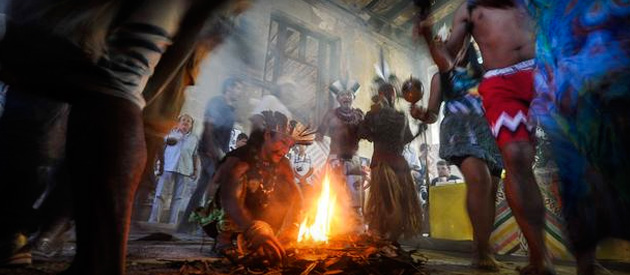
[263,13,339,125]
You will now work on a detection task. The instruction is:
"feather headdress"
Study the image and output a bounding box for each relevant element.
[371,47,399,107]
[373,47,398,86]
[259,111,316,145]
[329,71,360,97]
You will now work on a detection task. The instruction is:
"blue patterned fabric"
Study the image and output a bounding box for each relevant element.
[523,0,630,250]
[526,0,630,200]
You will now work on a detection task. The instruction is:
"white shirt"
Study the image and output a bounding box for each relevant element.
[163,129,199,176]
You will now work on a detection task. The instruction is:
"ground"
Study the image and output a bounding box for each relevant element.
[1,222,628,275]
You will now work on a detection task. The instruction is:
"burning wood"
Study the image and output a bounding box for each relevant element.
[175,171,426,275]
[175,236,426,275]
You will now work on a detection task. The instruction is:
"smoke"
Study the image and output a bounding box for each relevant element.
[184,0,432,151]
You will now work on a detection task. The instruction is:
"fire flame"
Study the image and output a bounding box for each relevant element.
[297,174,337,243]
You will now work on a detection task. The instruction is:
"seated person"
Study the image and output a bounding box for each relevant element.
[207,111,315,264]
[430,160,461,186]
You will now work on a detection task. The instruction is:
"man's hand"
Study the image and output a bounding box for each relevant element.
[410,104,428,121]
[244,220,286,265]
[414,19,434,42]
[166,137,178,146]
[156,164,164,176]
[191,170,198,180]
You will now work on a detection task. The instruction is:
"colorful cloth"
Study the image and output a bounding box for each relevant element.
[478,60,535,148]
[523,0,630,251]
[439,68,503,175]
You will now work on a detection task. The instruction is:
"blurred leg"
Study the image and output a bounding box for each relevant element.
[459,157,499,270]
[65,94,145,275]
[148,172,173,223]
[0,88,68,265]
[168,174,187,224]
[501,141,552,272]
[178,156,215,233]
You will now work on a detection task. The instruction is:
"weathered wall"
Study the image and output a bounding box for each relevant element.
[182,0,438,159]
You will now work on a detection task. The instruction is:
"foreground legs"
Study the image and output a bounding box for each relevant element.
[65,95,146,275]
[459,157,499,270]
[501,141,553,273]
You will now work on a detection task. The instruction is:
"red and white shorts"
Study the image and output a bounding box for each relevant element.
[478,60,535,148]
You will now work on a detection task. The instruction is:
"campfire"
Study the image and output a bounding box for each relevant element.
[280,171,426,274]
[178,170,426,275]
[297,174,337,244]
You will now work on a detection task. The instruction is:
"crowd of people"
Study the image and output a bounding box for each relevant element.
[0,0,628,275]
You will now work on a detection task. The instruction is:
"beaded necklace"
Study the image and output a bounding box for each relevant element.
[248,152,280,208]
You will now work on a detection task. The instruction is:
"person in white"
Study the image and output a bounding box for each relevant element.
[149,114,199,224]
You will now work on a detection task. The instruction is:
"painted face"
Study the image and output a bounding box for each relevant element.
[437,164,450,177]
[262,132,295,163]
[178,116,193,133]
[336,90,354,109]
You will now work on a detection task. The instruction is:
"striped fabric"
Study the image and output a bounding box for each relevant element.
[490,168,572,259]
[96,23,172,108]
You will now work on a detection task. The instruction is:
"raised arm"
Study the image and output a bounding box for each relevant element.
[445,3,470,56]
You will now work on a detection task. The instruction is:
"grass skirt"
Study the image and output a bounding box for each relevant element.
[365,162,423,240]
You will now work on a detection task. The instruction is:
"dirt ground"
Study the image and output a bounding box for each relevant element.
[2,223,628,275]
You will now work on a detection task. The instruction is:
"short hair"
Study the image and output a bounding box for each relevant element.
[222,77,242,94]
[177,114,194,132]
[178,114,194,124]
[236,133,248,141]
[436,160,449,167]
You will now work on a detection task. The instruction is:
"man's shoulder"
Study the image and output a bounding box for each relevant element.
[454,2,470,22]
[278,157,293,170]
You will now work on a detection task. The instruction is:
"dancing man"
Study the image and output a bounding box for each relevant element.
[411,17,503,269]
[317,78,365,222]
[444,1,552,273]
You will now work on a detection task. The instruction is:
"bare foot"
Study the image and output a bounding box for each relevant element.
[472,254,501,272]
